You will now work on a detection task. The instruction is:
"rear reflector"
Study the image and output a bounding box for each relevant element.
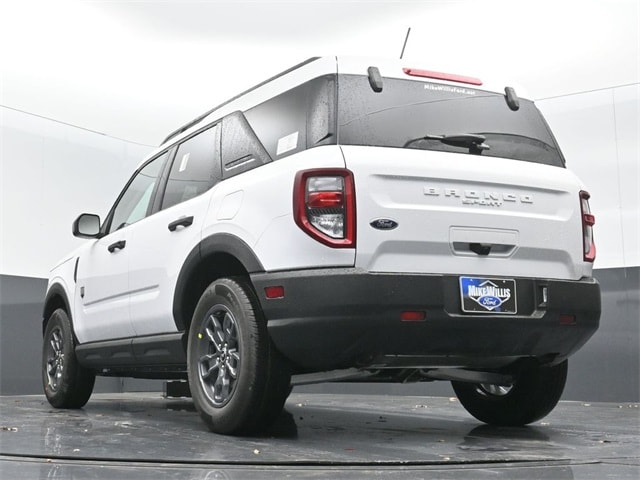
[401,311,427,322]
[402,67,482,86]
[560,314,577,325]
[264,286,285,299]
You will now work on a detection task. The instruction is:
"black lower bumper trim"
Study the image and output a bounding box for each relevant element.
[251,269,600,371]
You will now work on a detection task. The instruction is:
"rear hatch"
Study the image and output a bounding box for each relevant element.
[343,147,588,280]
[336,70,591,281]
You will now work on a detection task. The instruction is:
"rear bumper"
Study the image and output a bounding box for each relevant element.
[251,269,600,371]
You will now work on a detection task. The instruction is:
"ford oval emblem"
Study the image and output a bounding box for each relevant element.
[370,218,398,230]
[479,296,501,308]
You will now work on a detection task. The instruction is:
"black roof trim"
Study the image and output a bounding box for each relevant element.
[161,56,322,145]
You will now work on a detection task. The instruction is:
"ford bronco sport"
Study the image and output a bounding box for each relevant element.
[42,57,600,434]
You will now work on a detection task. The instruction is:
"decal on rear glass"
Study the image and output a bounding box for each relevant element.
[423,83,477,96]
[276,131,299,156]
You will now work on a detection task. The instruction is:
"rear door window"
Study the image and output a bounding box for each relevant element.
[161,124,220,210]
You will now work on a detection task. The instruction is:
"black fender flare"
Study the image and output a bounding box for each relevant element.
[42,283,73,335]
[172,233,264,331]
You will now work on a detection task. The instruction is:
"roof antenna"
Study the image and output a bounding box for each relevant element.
[400,27,411,59]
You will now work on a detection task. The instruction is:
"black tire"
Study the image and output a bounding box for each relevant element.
[451,360,568,426]
[187,277,291,435]
[42,308,95,408]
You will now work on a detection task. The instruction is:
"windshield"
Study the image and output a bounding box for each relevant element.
[336,75,565,167]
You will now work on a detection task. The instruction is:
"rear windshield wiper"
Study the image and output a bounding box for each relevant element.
[404,133,490,153]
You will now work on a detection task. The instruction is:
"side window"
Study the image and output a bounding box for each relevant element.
[108,153,166,234]
[243,75,336,160]
[161,125,219,210]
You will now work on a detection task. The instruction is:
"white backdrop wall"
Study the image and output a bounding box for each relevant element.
[0,107,152,279]
[2,1,637,147]
[539,84,640,270]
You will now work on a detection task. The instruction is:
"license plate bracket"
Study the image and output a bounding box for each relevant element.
[459,277,517,314]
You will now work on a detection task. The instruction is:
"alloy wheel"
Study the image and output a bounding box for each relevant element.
[46,327,65,391]
[477,383,513,397]
[196,305,241,407]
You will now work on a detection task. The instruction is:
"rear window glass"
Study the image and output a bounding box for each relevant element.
[336,75,565,167]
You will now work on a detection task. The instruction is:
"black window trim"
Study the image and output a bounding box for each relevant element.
[220,110,272,180]
[149,146,177,216]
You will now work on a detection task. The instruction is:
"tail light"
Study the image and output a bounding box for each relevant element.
[293,169,356,248]
[580,191,596,262]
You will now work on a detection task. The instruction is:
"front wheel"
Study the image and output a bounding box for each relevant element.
[187,277,291,435]
[452,360,568,426]
[42,308,95,408]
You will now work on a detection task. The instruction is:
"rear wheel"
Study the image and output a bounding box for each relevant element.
[451,360,568,426]
[42,308,95,408]
[187,277,291,435]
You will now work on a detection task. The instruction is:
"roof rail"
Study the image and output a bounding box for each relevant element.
[161,56,322,145]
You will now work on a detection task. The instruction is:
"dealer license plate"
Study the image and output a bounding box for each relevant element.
[459,277,517,314]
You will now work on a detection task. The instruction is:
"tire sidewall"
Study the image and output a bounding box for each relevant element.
[42,309,81,407]
[452,361,568,426]
[187,278,266,433]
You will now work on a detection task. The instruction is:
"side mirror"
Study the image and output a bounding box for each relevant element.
[72,213,101,239]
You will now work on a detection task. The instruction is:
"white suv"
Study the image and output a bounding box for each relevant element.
[42,57,600,434]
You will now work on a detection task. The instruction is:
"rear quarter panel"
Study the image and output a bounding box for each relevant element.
[202,145,355,271]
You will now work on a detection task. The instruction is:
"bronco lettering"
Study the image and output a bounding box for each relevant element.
[424,187,533,206]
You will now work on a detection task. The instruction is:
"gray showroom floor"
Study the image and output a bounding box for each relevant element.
[0,393,638,479]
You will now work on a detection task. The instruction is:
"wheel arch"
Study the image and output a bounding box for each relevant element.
[173,233,265,333]
[42,283,73,336]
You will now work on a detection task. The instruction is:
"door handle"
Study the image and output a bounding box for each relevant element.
[168,216,194,232]
[107,240,126,253]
